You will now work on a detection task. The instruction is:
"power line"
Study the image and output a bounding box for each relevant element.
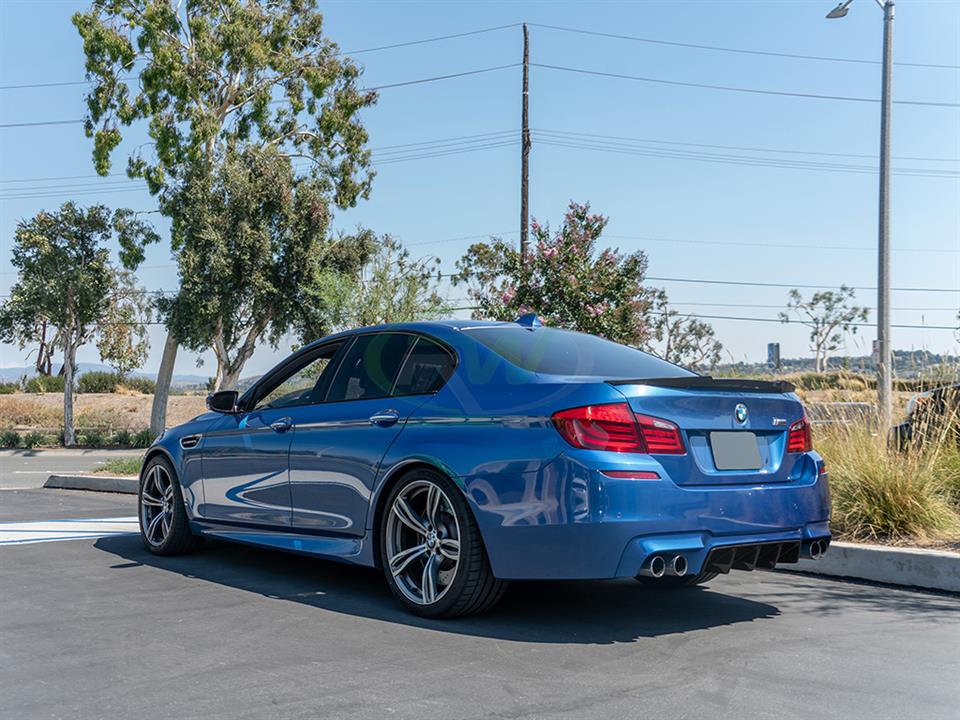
[363,63,519,91]
[535,127,959,164]
[5,18,957,93]
[0,64,522,130]
[604,233,958,255]
[0,119,84,129]
[344,23,521,55]
[646,275,960,293]
[0,24,523,91]
[534,135,960,179]
[679,312,958,331]
[531,62,960,108]
[0,141,520,200]
[527,22,960,70]
[5,125,958,187]
[669,301,958,312]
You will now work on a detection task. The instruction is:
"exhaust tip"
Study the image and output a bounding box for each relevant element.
[671,555,688,577]
[649,555,666,578]
[809,540,824,560]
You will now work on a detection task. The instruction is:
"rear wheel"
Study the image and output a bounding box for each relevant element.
[379,468,506,618]
[139,456,203,556]
[635,571,719,588]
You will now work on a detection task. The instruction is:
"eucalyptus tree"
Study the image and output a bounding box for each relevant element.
[322,231,449,332]
[160,145,373,390]
[74,0,377,427]
[0,203,157,446]
[779,287,869,372]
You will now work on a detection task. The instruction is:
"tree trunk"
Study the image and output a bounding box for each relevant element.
[220,367,243,391]
[150,330,178,438]
[211,318,267,392]
[62,337,76,447]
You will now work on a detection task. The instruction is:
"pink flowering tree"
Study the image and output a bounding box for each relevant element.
[453,202,657,346]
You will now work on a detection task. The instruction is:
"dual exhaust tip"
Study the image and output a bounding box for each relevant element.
[805,539,828,560]
[639,554,688,579]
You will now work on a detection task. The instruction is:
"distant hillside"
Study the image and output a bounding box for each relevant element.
[0,363,210,388]
[717,350,959,379]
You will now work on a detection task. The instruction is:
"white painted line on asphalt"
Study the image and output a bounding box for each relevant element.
[0,516,138,546]
[13,470,89,474]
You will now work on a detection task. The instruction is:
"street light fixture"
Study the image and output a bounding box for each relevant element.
[826,1,852,19]
[826,0,895,430]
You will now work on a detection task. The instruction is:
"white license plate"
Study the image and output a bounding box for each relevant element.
[710,431,762,471]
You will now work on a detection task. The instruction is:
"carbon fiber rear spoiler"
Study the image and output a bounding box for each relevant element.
[607,376,796,394]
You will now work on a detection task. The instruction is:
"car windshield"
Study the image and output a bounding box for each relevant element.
[463,325,695,378]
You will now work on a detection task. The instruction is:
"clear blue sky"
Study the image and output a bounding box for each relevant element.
[1,0,958,378]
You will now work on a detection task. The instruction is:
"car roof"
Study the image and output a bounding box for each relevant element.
[298,319,512,352]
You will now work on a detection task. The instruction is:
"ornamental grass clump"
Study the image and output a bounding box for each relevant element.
[815,418,960,544]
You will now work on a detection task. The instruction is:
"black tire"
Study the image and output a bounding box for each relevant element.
[634,571,719,588]
[138,455,203,556]
[379,468,507,618]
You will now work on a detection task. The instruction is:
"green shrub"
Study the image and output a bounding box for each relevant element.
[132,428,155,448]
[77,371,119,394]
[80,429,107,447]
[0,381,19,394]
[120,376,156,394]
[21,431,45,449]
[25,375,66,393]
[112,429,133,447]
[0,430,20,448]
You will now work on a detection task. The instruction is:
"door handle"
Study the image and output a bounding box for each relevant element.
[270,417,293,433]
[369,409,400,427]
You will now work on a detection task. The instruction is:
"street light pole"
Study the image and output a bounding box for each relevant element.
[826,0,894,429]
[876,0,894,431]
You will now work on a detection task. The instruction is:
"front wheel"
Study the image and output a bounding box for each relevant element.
[139,456,203,556]
[379,469,506,618]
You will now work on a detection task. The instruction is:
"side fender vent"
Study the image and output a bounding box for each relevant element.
[179,434,201,450]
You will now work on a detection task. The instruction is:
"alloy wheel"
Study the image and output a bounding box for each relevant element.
[140,464,174,547]
[384,480,461,605]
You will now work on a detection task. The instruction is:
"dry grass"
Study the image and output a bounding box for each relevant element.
[0,393,207,432]
[816,420,960,544]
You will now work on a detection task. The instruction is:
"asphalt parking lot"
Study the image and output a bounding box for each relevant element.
[0,449,142,490]
[1,487,958,720]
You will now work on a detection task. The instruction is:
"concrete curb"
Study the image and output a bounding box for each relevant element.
[44,474,138,494]
[782,541,960,593]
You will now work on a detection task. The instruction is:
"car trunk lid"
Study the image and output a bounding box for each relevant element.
[609,377,807,486]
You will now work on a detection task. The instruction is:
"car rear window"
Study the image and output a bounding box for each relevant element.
[463,326,695,378]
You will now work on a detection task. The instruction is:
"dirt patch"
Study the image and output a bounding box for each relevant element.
[0,393,207,432]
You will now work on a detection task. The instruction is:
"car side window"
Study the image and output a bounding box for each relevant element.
[325,333,414,403]
[392,337,455,396]
[253,344,341,411]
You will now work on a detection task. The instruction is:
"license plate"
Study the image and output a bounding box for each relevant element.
[710,431,762,470]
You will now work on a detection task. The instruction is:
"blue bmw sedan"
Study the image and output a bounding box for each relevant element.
[139,317,831,617]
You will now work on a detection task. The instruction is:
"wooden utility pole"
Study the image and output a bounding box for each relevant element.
[520,23,530,263]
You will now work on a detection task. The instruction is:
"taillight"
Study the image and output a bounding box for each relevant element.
[787,416,812,453]
[551,403,685,454]
[552,403,643,452]
[633,413,685,454]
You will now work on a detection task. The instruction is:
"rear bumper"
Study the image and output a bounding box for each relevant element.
[464,453,831,580]
[616,525,831,578]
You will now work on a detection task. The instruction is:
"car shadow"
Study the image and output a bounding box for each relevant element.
[94,534,780,644]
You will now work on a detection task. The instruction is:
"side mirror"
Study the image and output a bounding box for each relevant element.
[206,390,240,414]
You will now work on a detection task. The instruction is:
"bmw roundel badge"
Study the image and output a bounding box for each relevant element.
[734,403,749,424]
